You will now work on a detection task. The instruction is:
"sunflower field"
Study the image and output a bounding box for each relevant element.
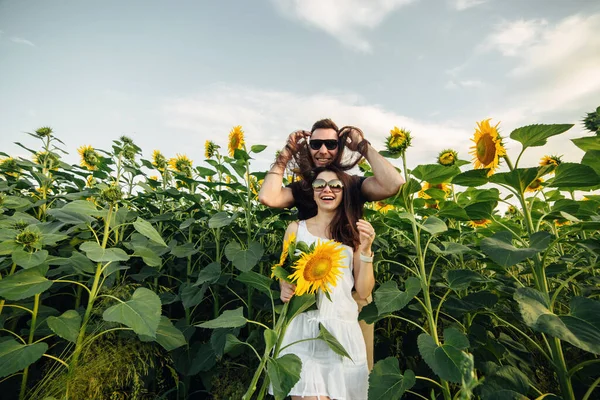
[0,107,599,400]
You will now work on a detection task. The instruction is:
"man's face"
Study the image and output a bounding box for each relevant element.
[309,128,338,167]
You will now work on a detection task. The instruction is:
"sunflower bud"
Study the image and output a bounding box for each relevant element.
[386,127,412,155]
[15,228,42,250]
[0,157,20,177]
[100,185,123,204]
[228,126,245,157]
[35,126,53,138]
[34,151,60,170]
[152,150,168,171]
[437,149,458,166]
[583,106,600,135]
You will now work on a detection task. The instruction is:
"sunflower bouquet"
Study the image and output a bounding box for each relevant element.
[271,233,347,299]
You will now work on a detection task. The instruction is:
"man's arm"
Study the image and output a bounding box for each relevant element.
[360,143,404,201]
[258,130,310,208]
[341,127,404,201]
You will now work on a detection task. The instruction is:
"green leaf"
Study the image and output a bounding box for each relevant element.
[581,150,600,177]
[411,164,460,184]
[445,269,488,291]
[236,271,273,296]
[548,163,600,189]
[421,216,447,236]
[223,334,245,354]
[480,231,540,267]
[194,262,221,286]
[451,169,490,187]
[47,310,81,343]
[250,144,267,153]
[60,199,105,217]
[47,209,95,225]
[132,245,162,267]
[0,265,53,300]
[208,212,236,228]
[12,249,48,269]
[510,124,573,149]
[139,316,186,351]
[171,243,198,258]
[317,323,352,360]
[264,328,277,353]
[224,241,264,272]
[68,251,95,274]
[436,202,470,220]
[417,328,471,383]
[102,287,162,338]
[430,242,472,255]
[0,339,48,378]
[197,307,247,329]
[464,201,496,220]
[489,168,539,193]
[80,242,130,262]
[286,294,316,323]
[479,362,531,399]
[514,288,600,354]
[133,217,167,246]
[179,282,208,309]
[368,357,416,400]
[267,354,302,400]
[572,136,600,152]
[375,278,421,315]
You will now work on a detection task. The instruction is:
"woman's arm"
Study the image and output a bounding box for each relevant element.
[353,219,375,299]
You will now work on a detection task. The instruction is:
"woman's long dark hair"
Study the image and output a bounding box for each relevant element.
[310,166,363,250]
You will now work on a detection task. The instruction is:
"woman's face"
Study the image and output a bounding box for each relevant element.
[312,170,344,212]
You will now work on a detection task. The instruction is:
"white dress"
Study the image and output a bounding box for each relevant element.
[277,220,369,399]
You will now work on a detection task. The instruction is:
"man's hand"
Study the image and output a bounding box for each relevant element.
[283,130,311,158]
[339,126,366,152]
[280,280,296,303]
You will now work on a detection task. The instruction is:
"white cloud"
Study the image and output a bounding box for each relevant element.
[451,0,488,11]
[445,79,483,89]
[162,84,471,171]
[270,0,417,52]
[11,36,35,47]
[481,19,547,56]
[482,14,600,124]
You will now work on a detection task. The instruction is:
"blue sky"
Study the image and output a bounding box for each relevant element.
[1,0,599,174]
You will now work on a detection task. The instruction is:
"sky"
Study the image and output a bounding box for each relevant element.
[1,0,599,177]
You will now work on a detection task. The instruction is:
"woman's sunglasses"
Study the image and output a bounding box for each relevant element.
[309,139,338,151]
[312,178,344,192]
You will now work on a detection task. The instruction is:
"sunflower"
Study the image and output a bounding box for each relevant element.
[33,151,60,170]
[271,232,297,278]
[169,154,193,176]
[526,178,544,193]
[469,119,506,177]
[418,182,451,199]
[0,157,20,177]
[148,175,159,181]
[437,149,458,166]
[228,125,245,157]
[374,201,394,213]
[554,219,571,227]
[78,145,101,171]
[539,155,562,167]
[386,126,412,155]
[288,239,346,295]
[468,219,492,228]
[505,205,518,216]
[86,175,96,188]
[152,150,167,171]
[205,140,217,159]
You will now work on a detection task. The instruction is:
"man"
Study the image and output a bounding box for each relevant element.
[259,118,404,216]
[259,118,404,370]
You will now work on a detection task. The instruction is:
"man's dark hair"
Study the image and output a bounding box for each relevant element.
[309,165,363,249]
[311,118,339,133]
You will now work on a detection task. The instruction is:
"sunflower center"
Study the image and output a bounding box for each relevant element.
[304,257,332,281]
[476,134,496,165]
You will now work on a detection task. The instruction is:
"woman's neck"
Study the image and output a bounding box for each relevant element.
[307,209,336,238]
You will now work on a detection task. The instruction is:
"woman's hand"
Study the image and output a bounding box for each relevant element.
[356,218,375,256]
[280,279,297,303]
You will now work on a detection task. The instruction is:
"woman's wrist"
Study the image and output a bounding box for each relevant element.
[360,250,373,263]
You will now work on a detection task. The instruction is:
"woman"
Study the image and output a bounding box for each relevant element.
[276,165,375,400]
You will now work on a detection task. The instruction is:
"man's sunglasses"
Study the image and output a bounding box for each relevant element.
[309,139,338,151]
[312,178,344,192]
